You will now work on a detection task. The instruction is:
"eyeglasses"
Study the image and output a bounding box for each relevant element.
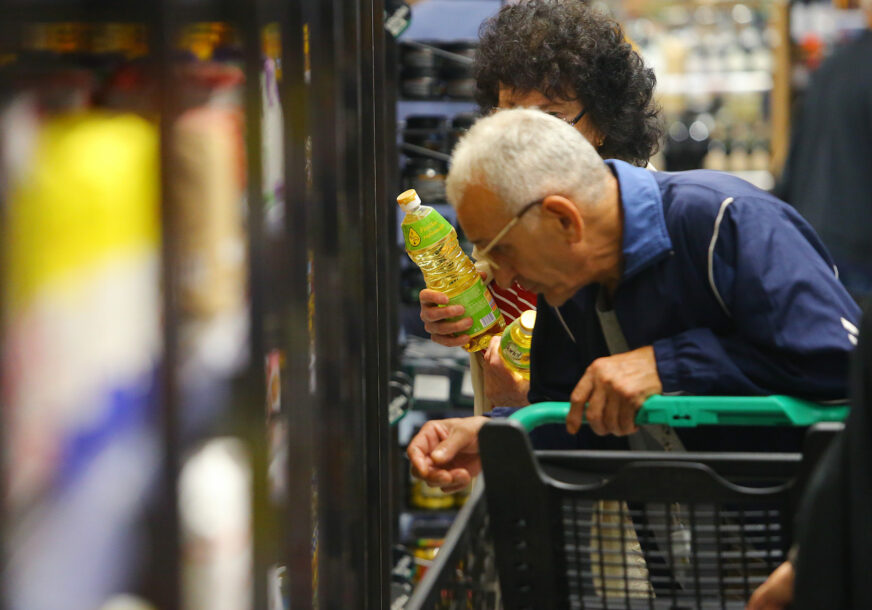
[555,107,587,126]
[475,199,543,268]
[491,106,587,127]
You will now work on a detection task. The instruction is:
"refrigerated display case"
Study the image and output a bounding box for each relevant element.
[0,0,398,608]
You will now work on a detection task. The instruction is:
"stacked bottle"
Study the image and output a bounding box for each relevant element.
[499,309,536,380]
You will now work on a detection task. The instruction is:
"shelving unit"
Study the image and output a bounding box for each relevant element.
[387,3,503,600]
[0,1,396,609]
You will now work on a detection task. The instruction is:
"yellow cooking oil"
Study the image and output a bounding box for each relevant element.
[397,188,504,352]
[499,309,536,380]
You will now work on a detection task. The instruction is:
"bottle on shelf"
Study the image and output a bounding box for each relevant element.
[499,309,536,380]
[397,188,504,353]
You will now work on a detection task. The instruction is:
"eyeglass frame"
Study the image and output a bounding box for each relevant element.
[491,106,587,127]
[561,107,587,126]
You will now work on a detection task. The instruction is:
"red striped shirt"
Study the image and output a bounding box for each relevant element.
[488,282,537,323]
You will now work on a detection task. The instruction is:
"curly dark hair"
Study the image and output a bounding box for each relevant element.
[475,0,662,166]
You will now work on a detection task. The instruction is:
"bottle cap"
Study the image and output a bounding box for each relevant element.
[397,189,421,211]
[518,310,536,334]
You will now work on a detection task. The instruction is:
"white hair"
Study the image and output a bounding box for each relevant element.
[446,108,609,215]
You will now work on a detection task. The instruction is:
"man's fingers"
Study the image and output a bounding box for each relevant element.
[419,289,449,307]
[423,317,473,337]
[601,394,620,436]
[617,401,639,436]
[483,335,503,366]
[420,303,466,323]
[585,385,608,436]
[430,331,473,348]
[568,372,593,434]
[441,469,472,493]
[407,444,431,479]
[485,335,501,358]
[431,428,473,466]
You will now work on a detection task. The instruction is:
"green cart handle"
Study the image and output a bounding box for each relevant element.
[508,395,849,432]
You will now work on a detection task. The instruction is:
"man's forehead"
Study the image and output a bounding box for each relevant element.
[456,184,508,242]
[457,183,502,211]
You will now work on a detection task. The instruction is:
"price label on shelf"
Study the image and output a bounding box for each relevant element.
[413,374,451,403]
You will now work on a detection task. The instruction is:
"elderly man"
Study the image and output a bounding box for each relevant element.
[408,108,860,493]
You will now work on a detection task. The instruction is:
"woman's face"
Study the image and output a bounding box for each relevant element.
[497,85,604,151]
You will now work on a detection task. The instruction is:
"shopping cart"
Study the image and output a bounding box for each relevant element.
[405,396,846,610]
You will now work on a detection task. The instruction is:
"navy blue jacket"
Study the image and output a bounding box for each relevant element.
[521,161,860,446]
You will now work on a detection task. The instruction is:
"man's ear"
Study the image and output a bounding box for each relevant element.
[541,195,583,243]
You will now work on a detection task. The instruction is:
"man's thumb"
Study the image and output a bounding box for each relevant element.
[431,430,468,464]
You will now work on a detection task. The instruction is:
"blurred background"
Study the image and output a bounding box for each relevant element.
[0,0,867,608]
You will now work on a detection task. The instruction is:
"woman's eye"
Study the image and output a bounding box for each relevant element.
[546,111,564,120]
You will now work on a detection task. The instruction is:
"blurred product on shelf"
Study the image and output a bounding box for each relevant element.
[261,43,286,233]
[620,0,777,177]
[452,482,471,507]
[390,545,415,607]
[789,0,867,90]
[398,40,477,101]
[402,157,447,203]
[441,42,476,100]
[403,114,447,153]
[177,22,240,62]
[172,64,247,320]
[400,65,444,99]
[448,112,476,153]
[398,188,504,353]
[401,40,442,70]
[168,61,251,440]
[179,439,253,610]
[410,477,454,510]
[265,350,288,501]
[410,538,445,584]
[1,105,161,610]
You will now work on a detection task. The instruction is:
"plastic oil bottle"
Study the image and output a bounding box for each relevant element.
[397,188,504,352]
[500,309,536,380]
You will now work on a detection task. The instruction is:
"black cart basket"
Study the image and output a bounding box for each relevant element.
[406,396,846,609]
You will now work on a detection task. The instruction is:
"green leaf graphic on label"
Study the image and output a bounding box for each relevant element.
[408,227,421,247]
[403,208,454,250]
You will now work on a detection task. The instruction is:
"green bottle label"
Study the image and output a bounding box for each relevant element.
[500,323,531,370]
[402,208,454,251]
[449,280,502,336]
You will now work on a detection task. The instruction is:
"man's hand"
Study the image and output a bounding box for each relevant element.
[567,346,662,436]
[419,289,473,348]
[746,561,794,610]
[407,416,488,493]
[480,335,531,407]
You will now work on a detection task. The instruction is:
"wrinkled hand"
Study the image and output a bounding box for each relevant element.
[746,561,794,610]
[480,335,530,407]
[419,289,474,348]
[407,416,488,493]
[567,346,662,436]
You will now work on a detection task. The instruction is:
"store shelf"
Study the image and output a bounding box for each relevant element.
[726,169,775,191]
[657,70,774,95]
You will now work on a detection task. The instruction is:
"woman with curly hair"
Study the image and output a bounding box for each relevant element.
[476,0,662,167]
[420,0,664,409]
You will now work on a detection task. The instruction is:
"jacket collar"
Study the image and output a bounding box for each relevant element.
[606,159,673,282]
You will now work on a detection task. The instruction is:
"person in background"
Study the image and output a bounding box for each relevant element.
[777,0,872,302]
[748,305,871,610]
[420,0,663,408]
[409,108,859,494]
